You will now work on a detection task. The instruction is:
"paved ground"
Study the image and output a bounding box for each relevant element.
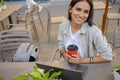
[0,0,120,62]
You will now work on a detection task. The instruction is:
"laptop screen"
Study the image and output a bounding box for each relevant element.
[36,61,88,80]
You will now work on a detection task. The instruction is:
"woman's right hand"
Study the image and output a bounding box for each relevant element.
[62,52,71,61]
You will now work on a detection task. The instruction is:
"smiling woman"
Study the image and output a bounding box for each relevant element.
[57,0,113,64]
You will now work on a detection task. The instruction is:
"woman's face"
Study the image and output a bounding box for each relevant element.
[69,1,90,26]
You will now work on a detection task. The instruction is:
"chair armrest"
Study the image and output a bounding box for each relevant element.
[6,24,27,26]
[50,48,59,62]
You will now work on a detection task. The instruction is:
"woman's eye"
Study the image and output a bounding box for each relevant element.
[84,10,89,14]
[76,8,81,11]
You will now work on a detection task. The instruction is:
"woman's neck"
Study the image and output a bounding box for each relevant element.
[71,22,82,34]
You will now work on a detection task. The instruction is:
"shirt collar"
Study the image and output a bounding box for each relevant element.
[80,22,89,34]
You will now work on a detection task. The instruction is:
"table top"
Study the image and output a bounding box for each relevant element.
[93,1,111,10]
[0,4,23,21]
[0,56,120,80]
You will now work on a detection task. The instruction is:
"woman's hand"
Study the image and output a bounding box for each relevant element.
[68,54,82,64]
[62,52,71,61]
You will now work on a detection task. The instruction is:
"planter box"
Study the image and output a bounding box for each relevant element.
[114,69,120,80]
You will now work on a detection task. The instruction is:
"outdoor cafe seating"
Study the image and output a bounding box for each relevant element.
[0,0,120,80]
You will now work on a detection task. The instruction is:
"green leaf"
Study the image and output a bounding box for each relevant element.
[113,65,120,69]
[34,65,45,77]
[28,71,42,80]
[0,77,3,80]
[44,69,54,80]
[12,75,28,80]
[117,54,120,57]
[9,65,63,80]
[49,70,62,80]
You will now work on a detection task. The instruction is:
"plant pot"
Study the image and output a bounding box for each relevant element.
[2,5,6,10]
[114,69,120,80]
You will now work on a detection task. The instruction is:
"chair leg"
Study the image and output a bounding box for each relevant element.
[50,48,59,62]
[1,53,5,62]
[48,24,51,42]
[31,21,41,47]
[118,19,120,26]
[47,19,51,43]
[37,12,44,30]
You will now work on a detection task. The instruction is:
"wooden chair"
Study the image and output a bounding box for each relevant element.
[8,12,32,30]
[7,5,41,47]
[16,5,44,30]
[44,6,67,42]
[50,48,61,62]
[112,26,120,50]
[106,7,120,34]
[0,29,33,62]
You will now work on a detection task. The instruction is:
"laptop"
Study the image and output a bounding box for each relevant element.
[36,61,88,80]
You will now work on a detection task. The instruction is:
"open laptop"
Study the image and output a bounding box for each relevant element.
[36,61,88,80]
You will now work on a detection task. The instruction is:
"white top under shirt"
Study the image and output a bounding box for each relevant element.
[65,26,84,58]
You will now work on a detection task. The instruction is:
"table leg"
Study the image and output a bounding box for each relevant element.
[8,15,13,29]
[0,21,5,30]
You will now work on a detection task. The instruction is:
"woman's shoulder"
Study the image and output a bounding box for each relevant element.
[86,24,103,38]
[89,24,101,33]
[60,20,70,26]
[59,20,70,29]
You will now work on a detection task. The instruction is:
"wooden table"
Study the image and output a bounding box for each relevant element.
[0,4,23,30]
[0,55,120,80]
[93,1,111,10]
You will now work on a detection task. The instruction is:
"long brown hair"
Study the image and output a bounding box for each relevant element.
[68,0,94,26]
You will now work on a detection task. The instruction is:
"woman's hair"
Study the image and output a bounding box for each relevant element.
[68,0,94,26]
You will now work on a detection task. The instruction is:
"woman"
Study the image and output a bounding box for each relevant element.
[58,0,113,64]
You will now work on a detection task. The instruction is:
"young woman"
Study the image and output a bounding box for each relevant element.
[58,0,113,64]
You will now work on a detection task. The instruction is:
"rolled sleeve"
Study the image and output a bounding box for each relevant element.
[93,28,113,60]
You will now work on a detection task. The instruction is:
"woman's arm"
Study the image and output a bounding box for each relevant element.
[60,49,111,64]
[68,54,111,64]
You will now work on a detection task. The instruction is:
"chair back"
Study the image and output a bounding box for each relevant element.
[0,29,33,62]
[113,26,120,49]
[44,6,51,32]
[25,5,39,24]
[50,48,61,62]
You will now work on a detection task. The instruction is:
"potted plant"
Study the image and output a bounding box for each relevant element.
[1,0,6,10]
[113,54,120,80]
[10,65,62,80]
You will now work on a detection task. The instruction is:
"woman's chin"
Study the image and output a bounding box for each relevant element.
[75,21,83,25]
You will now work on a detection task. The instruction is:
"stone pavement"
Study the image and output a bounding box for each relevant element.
[0,0,120,62]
